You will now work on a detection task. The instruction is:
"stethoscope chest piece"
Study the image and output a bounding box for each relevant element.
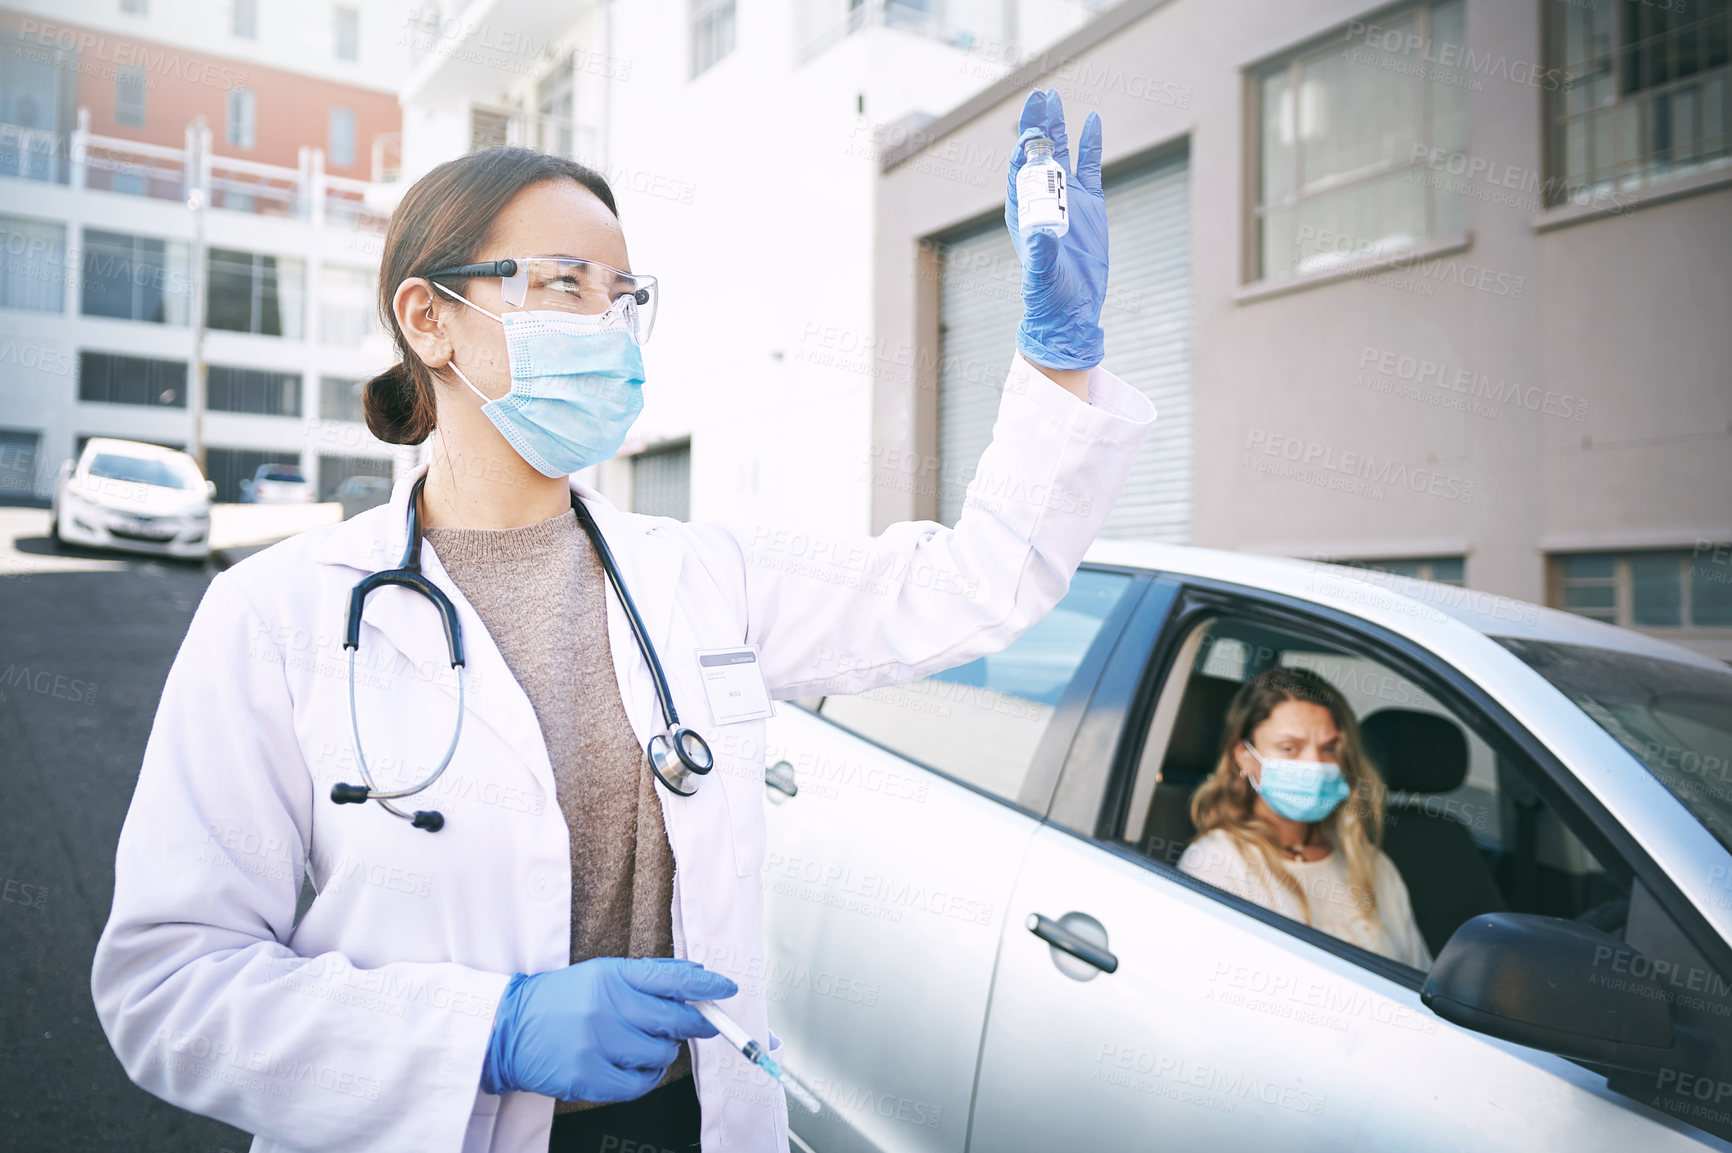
[648,725,714,797]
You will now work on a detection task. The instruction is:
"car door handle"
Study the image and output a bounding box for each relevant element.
[1026,913,1118,975]
[765,760,799,799]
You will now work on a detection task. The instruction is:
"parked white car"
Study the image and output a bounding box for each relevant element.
[51,439,214,561]
[763,543,1732,1152]
[239,462,314,504]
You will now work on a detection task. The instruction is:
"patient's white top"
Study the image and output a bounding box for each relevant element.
[1179,829,1433,969]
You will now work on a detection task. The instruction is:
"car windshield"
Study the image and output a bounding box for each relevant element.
[262,467,304,482]
[88,453,199,491]
[1497,637,1732,854]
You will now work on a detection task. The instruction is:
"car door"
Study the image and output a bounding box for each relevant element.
[967,582,1728,1151]
[758,568,1151,1153]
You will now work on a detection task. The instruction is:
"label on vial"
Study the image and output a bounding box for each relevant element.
[1017,161,1068,236]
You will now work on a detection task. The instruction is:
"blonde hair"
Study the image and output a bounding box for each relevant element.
[1189,666,1386,924]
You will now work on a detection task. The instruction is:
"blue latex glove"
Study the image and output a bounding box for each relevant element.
[1003,88,1109,371]
[480,957,738,1102]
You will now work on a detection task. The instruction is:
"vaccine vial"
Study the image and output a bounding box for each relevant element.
[1016,135,1069,239]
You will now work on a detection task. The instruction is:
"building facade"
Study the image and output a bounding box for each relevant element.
[395,0,1108,525]
[871,0,1732,660]
[0,0,414,504]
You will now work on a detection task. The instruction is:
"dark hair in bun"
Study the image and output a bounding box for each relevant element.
[362,361,435,444]
[369,146,620,445]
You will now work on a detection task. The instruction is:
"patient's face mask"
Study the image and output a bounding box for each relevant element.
[435,283,645,478]
[1241,741,1351,823]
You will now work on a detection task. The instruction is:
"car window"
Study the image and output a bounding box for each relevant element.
[1496,637,1732,856]
[817,569,1133,805]
[261,466,305,482]
[1119,610,1634,972]
[87,453,198,491]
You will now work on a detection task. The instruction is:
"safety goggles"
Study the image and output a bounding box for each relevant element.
[425,256,659,344]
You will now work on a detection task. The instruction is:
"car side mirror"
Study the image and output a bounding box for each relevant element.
[1422,913,1682,1073]
[206,480,218,500]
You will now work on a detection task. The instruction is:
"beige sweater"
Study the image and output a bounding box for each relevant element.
[425,509,688,1108]
[1178,829,1433,969]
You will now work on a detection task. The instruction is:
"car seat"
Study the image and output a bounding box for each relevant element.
[1360,708,1507,956]
[1138,675,1242,865]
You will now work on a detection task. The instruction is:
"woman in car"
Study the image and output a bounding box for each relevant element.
[1178,666,1432,968]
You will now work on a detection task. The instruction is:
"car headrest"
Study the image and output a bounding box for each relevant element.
[1160,675,1243,785]
[1359,709,1469,795]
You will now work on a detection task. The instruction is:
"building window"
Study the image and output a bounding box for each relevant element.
[1552,550,1732,630]
[233,0,257,38]
[205,447,299,504]
[470,106,511,151]
[1251,0,1469,283]
[0,29,69,183]
[81,230,191,325]
[78,352,187,407]
[208,366,302,417]
[334,6,359,61]
[0,215,66,312]
[319,376,365,423]
[207,249,305,339]
[318,264,376,346]
[328,106,357,168]
[1545,1,1732,206]
[317,453,392,502]
[114,66,146,127]
[632,441,692,520]
[227,87,255,149]
[691,0,737,78]
[1340,556,1466,586]
[536,58,576,156]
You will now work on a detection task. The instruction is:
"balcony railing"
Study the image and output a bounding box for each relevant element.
[0,108,395,233]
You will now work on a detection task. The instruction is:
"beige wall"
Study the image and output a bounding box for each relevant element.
[872,0,1732,628]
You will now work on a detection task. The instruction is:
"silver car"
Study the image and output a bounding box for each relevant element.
[239,462,314,504]
[761,543,1732,1152]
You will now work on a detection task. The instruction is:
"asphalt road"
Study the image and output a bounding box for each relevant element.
[0,507,253,1152]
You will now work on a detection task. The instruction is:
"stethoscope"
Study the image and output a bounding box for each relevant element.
[329,474,714,831]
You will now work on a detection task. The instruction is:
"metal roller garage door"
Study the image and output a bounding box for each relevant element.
[937,150,1191,541]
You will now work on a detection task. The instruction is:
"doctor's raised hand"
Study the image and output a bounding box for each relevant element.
[91,111,1155,1153]
[1004,87,1109,399]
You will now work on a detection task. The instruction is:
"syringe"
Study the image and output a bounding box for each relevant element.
[691,1000,822,1114]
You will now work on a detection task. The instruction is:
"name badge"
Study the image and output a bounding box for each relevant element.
[695,646,775,726]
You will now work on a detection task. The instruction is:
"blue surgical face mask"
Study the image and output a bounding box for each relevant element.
[1241,741,1351,824]
[436,283,645,478]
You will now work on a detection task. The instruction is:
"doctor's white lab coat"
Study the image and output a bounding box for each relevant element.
[90,353,1156,1152]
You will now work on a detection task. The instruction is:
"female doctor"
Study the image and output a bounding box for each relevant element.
[91,89,1154,1153]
